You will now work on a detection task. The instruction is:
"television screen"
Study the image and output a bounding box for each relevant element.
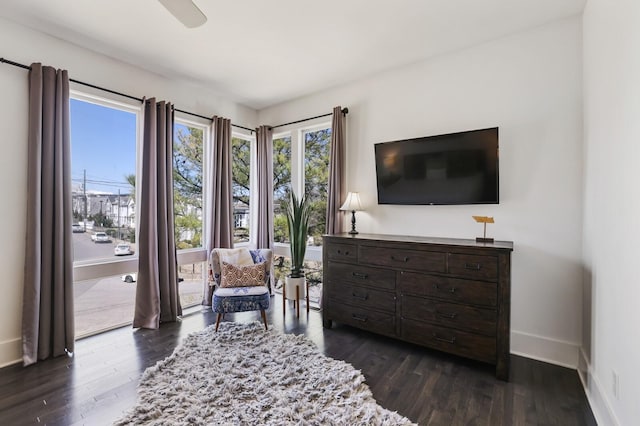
[374,127,499,205]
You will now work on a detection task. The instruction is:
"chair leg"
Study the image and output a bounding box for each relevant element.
[260,309,268,330]
[215,313,222,332]
[296,284,300,318]
[306,280,310,314]
[282,284,286,315]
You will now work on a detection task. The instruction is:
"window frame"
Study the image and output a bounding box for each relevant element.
[172,114,210,268]
[271,121,331,263]
[173,116,208,253]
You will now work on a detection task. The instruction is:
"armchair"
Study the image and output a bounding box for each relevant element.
[210,248,273,331]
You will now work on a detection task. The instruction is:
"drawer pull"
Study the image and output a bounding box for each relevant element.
[352,272,368,280]
[352,314,368,322]
[352,293,369,301]
[391,255,409,262]
[464,262,481,270]
[432,333,456,344]
[436,311,458,319]
[433,284,457,294]
[336,250,350,256]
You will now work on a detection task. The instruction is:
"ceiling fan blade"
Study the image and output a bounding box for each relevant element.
[158,0,207,28]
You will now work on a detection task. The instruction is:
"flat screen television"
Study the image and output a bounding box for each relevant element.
[374,127,499,205]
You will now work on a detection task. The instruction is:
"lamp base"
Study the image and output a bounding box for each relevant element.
[349,210,358,235]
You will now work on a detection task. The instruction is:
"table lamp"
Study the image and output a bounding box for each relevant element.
[340,192,362,235]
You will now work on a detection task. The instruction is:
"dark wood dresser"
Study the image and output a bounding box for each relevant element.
[322,233,514,380]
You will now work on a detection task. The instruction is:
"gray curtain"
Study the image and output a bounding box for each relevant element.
[22,63,75,366]
[203,116,233,306]
[255,125,274,249]
[326,106,347,235]
[133,98,181,329]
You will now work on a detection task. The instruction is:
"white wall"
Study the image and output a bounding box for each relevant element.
[0,17,257,366]
[260,17,584,367]
[582,1,640,425]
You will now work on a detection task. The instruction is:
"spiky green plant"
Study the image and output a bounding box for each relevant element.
[285,191,311,278]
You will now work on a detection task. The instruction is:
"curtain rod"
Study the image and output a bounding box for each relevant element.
[271,108,348,130]
[1,57,254,133]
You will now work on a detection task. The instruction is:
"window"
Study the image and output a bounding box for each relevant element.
[173,120,208,308]
[70,92,140,337]
[270,125,330,307]
[232,136,251,244]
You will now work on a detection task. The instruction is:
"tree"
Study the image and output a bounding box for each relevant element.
[272,137,292,242]
[304,129,331,243]
[273,214,289,243]
[173,126,204,246]
[89,211,113,228]
[124,174,136,190]
[232,137,250,206]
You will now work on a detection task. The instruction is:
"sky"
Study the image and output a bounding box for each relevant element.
[70,98,136,194]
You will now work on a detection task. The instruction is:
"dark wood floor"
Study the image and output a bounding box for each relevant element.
[0,296,596,425]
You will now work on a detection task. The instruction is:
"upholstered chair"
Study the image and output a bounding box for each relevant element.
[210,248,273,331]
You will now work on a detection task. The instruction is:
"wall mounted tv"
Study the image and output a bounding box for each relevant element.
[374,127,499,205]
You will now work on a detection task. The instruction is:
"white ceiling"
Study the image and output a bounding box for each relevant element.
[0,0,585,110]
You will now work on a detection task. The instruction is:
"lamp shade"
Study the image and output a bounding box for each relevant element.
[339,192,362,211]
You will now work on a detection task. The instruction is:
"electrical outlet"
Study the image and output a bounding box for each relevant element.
[612,370,620,399]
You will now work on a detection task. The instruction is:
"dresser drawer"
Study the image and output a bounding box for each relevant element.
[328,282,396,313]
[401,296,496,336]
[325,242,358,262]
[398,271,497,307]
[328,302,396,337]
[401,319,496,364]
[448,253,497,281]
[359,245,446,273]
[326,262,396,290]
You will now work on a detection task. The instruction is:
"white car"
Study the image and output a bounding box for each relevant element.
[121,273,137,283]
[114,243,133,256]
[91,232,110,243]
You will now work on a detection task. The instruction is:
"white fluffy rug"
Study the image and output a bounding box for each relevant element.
[114,321,414,425]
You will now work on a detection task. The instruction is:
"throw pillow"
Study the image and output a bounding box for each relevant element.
[220,261,266,288]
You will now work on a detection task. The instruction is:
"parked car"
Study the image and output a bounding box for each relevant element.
[114,243,134,256]
[91,232,110,243]
[121,273,136,283]
[120,274,183,284]
[72,223,84,233]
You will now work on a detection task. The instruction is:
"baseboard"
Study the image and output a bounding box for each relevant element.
[0,337,22,368]
[577,348,620,426]
[510,330,579,368]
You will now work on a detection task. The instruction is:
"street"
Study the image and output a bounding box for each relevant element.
[73,230,134,262]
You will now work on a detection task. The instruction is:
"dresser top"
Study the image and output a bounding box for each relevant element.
[324,233,514,251]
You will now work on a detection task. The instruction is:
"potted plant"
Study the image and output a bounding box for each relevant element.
[284,191,311,300]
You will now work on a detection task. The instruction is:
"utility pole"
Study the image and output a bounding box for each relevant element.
[83,169,87,231]
[117,189,121,240]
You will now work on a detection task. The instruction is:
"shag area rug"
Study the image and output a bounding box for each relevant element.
[114,321,414,425]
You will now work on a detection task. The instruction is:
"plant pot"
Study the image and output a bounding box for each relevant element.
[284,276,306,300]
